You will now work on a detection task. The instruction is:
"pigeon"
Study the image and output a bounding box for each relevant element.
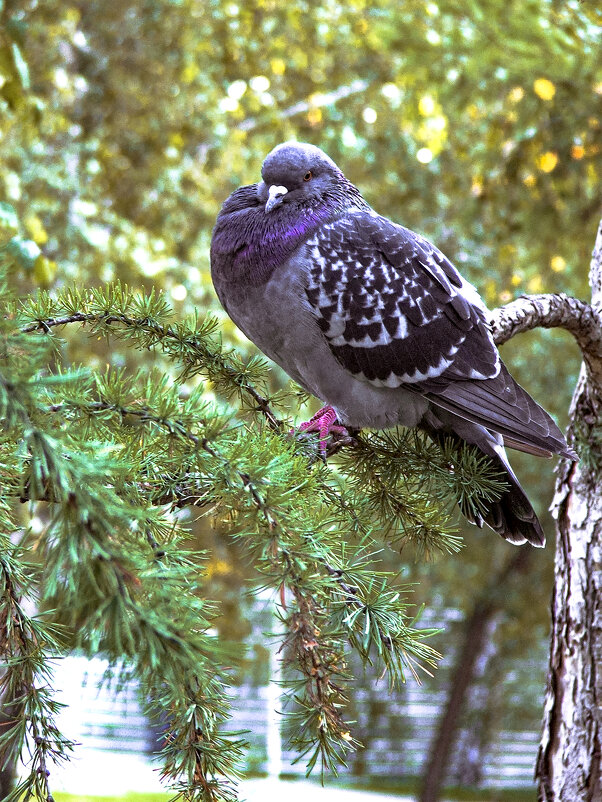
[210,141,576,547]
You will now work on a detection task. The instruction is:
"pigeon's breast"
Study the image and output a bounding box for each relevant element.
[219,246,428,430]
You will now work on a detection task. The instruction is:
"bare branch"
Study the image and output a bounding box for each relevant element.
[489,293,594,350]
[234,80,369,134]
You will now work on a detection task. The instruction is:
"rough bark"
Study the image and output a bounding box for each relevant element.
[535,221,602,801]
[419,547,531,802]
[490,293,596,354]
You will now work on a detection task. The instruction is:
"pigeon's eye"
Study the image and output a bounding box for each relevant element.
[303,171,313,181]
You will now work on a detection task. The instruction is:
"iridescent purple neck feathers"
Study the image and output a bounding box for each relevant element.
[211,180,366,287]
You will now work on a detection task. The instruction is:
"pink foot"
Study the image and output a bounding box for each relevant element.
[297,405,349,456]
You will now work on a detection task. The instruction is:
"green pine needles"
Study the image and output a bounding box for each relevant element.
[0,236,507,800]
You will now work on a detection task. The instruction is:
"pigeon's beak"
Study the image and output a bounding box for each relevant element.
[265,184,288,213]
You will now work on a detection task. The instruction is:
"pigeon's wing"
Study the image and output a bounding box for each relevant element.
[304,211,569,457]
[420,362,574,458]
[304,210,499,388]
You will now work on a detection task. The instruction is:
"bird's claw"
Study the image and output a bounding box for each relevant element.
[297,405,349,457]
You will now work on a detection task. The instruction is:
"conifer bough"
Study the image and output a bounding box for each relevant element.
[5,268,460,800]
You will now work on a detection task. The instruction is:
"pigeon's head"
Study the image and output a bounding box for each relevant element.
[259,142,352,213]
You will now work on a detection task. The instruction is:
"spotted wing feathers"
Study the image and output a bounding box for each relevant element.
[304,211,500,389]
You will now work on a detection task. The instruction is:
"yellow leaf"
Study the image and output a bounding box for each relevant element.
[307,107,322,125]
[65,7,81,24]
[419,95,435,116]
[537,151,558,173]
[33,255,57,287]
[527,275,543,293]
[550,255,566,273]
[571,144,585,160]
[534,78,556,101]
[467,103,480,120]
[484,279,496,303]
[180,63,199,83]
[27,218,48,245]
[471,178,483,197]
[205,559,232,578]
[507,86,524,104]
[271,58,286,76]
[500,244,517,262]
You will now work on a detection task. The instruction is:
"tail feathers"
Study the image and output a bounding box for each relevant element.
[462,455,545,547]
[422,412,546,547]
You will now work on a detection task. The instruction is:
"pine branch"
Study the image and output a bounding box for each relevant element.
[18,289,477,556]
[0,366,246,799]
[0,542,74,802]
[2,343,438,775]
[281,580,359,778]
[47,399,215,448]
[19,296,282,431]
[10,281,510,780]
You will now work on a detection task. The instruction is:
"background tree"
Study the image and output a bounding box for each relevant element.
[0,1,601,800]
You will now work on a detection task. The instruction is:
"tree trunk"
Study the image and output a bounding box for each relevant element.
[419,547,531,802]
[452,614,503,786]
[536,222,602,800]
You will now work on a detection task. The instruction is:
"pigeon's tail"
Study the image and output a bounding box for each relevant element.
[421,412,546,547]
[459,433,545,547]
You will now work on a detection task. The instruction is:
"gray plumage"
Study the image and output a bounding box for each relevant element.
[210,141,576,547]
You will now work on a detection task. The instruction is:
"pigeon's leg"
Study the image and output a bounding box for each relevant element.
[298,405,349,455]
